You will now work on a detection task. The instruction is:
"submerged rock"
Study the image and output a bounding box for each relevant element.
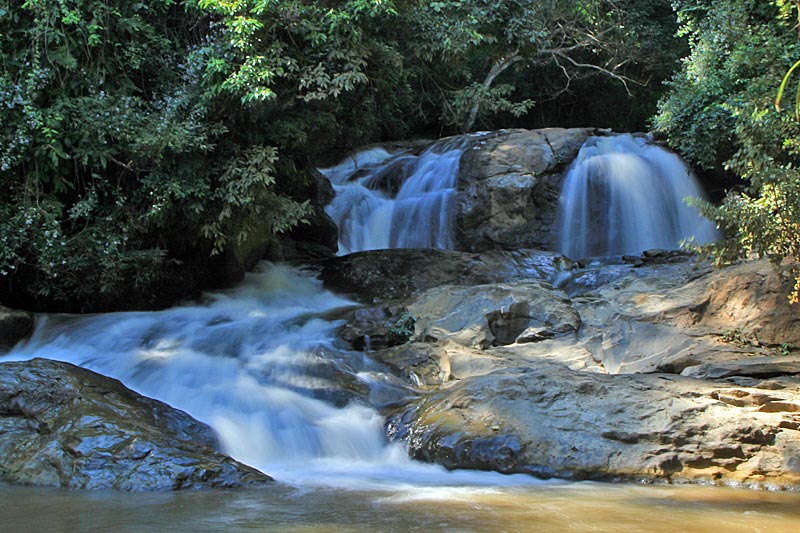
[0,358,272,491]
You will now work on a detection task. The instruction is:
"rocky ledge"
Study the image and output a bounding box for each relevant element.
[386,362,800,488]
[0,358,272,491]
[330,249,800,488]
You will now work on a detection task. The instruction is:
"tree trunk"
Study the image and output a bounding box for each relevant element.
[462,52,523,133]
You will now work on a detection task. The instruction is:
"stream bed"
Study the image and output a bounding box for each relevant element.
[3,481,799,532]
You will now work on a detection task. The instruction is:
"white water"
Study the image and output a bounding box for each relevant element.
[558,134,719,258]
[2,263,541,490]
[321,138,468,255]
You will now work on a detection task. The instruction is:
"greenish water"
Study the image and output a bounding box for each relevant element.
[2,482,799,532]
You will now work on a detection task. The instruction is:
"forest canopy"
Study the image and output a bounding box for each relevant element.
[0,0,798,309]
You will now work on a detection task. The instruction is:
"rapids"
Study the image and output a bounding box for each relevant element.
[1,264,541,490]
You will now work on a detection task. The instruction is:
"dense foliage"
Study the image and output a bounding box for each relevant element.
[655,0,800,302]
[0,0,684,311]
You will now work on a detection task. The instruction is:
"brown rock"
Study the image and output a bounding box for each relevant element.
[455,128,602,251]
[386,363,800,488]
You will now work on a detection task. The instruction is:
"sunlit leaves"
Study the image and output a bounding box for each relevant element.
[661,0,800,302]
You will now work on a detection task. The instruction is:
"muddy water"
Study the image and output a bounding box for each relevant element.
[2,482,799,532]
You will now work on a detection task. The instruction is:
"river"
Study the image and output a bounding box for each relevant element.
[3,481,799,532]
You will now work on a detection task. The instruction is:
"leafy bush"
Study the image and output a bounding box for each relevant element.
[655,0,800,302]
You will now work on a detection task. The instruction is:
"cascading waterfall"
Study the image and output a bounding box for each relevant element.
[2,264,538,489]
[321,138,469,255]
[558,134,719,258]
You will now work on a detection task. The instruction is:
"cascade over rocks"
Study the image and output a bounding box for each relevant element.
[0,358,272,491]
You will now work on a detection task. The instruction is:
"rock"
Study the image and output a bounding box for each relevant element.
[681,357,800,380]
[0,306,33,350]
[386,363,800,488]
[408,281,580,349]
[374,341,507,387]
[669,260,800,348]
[455,128,601,251]
[281,168,339,261]
[319,248,572,304]
[0,358,272,491]
[337,303,411,351]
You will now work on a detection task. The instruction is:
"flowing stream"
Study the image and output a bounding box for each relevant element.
[1,264,537,490]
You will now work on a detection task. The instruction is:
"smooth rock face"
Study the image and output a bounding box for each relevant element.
[0,358,272,491]
[360,256,800,487]
[408,281,580,349]
[0,306,33,350]
[456,128,601,252]
[386,363,800,487]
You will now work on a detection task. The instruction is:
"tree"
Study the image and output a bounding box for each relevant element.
[655,0,800,302]
[401,0,644,132]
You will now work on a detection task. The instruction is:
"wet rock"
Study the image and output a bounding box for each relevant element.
[0,306,34,350]
[408,281,580,349]
[386,363,800,488]
[0,358,272,491]
[455,128,602,251]
[319,248,572,304]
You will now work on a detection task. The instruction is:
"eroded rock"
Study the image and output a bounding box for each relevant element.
[386,363,800,488]
[0,358,272,490]
[408,281,580,349]
[456,128,602,251]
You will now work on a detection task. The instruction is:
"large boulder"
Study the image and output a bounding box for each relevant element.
[455,128,602,251]
[386,362,800,488]
[408,281,580,349]
[0,358,272,491]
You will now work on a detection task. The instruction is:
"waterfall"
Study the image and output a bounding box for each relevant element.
[558,134,719,258]
[321,138,469,255]
[2,263,538,489]
[3,266,396,484]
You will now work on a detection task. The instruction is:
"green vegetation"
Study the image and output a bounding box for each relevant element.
[2,0,798,309]
[0,0,682,311]
[654,0,800,302]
